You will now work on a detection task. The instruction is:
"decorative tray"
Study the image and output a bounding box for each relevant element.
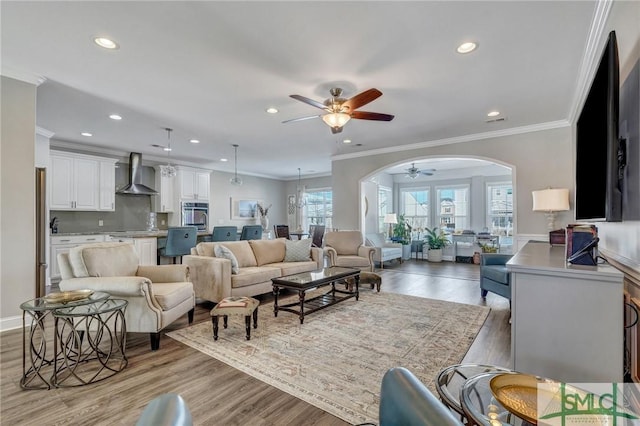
[44,289,94,304]
[489,373,553,424]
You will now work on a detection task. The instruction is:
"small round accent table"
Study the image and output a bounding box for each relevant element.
[53,298,128,387]
[19,291,110,389]
[435,364,513,422]
[460,371,534,426]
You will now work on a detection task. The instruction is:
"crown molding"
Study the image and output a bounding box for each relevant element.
[36,127,55,138]
[567,0,614,124]
[332,120,570,162]
[0,67,47,86]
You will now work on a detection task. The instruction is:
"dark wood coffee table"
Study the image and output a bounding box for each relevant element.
[271,267,360,324]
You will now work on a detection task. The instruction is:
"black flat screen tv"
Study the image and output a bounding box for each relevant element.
[575,30,624,222]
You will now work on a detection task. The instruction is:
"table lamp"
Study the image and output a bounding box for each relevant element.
[532,188,570,231]
[384,213,398,239]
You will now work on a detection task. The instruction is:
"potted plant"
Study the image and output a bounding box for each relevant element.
[478,242,498,253]
[392,214,412,260]
[425,227,450,262]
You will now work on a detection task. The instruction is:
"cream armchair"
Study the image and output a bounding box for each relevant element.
[323,231,375,272]
[57,242,195,351]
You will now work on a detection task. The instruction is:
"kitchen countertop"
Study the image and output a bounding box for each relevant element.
[52,230,211,238]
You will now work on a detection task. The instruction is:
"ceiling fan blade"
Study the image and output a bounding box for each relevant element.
[342,88,382,111]
[290,94,328,110]
[330,126,343,134]
[351,111,395,121]
[282,115,321,124]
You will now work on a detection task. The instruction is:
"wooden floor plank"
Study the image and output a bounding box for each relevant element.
[0,259,510,425]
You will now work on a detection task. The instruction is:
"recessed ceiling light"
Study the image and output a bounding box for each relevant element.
[487,111,500,117]
[109,114,122,120]
[220,158,228,162]
[265,107,278,114]
[163,147,172,152]
[190,139,200,144]
[94,37,119,50]
[81,132,93,137]
[456,42,477,54]
[343,139,352,144]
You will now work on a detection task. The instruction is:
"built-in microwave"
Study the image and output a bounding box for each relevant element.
[181,202,208,231]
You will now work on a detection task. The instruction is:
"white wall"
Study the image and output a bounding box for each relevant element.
[1,76,37,330]
[332,126,574,235]
[208,170,287,232]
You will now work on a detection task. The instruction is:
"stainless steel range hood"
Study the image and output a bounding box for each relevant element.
[116,152,158,195]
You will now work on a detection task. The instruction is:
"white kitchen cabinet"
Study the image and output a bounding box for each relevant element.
[153,166,175,213]
[112,236,157,265]
[50,234,105,281]
[134,237,158,265]
[49,151,116,211]
[508,241,624,383]
[99,159,117,211]
[178,167,210,201]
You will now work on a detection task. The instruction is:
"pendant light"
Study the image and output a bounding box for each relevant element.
[161,127,177,178]
[230,144,243,186]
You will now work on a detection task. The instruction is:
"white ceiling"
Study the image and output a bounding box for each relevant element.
[2,1,599,180]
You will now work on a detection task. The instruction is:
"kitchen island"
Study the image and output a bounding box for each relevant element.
[51,230,211,279]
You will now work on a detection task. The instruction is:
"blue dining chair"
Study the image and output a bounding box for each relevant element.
[158,226,198,264]
[240,225,263,240]
[211,226,238,242]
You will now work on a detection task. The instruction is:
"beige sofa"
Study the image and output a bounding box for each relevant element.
[58,242,195,350]
[183,238,323,303]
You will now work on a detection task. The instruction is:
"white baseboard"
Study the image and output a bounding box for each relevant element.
[0,315,23,332]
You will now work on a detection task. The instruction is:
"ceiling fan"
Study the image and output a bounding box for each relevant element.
[404,163,436,179]
[283,87,394,134]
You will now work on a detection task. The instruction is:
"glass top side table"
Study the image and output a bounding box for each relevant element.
[460,371,534,426]
[20,291,110,389]
[53,298,128,387]
[436,364,512,420]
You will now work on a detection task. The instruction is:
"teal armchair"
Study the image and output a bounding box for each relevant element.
[480,253,512,300]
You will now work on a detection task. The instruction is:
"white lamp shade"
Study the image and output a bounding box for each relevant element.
[532,188,570,212]
[321,112,351,128]
[384,213,398,224]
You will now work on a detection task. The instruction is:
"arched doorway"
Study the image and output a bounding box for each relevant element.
[360,156,515,259]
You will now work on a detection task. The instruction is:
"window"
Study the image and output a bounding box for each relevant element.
[436,186,469,231]
[378,186,392,233]
[487,182,513,235]
[304,189,332,231]
[399,188,430,231]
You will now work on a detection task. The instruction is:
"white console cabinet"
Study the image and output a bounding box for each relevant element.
[508,241,624,382]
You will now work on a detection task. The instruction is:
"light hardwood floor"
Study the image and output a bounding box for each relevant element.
[0,260,511,425]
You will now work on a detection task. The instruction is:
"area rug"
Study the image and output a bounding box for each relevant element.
[168,291,490,424]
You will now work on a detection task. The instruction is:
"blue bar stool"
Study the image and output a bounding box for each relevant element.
[158,226,198,264]
[240,225,263,240]
[212,226,238,242]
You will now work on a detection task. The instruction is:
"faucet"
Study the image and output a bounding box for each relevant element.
[50,217,59,234]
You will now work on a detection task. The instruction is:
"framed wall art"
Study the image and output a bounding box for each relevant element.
[231,198,261,220]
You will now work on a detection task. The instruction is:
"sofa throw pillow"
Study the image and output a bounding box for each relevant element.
[284,238,312,262]
[214,244,239,274]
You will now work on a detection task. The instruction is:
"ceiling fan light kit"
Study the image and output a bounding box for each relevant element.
[286,87,394,134]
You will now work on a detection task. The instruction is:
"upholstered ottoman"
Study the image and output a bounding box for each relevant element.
[210,296,259,340]
[346,271,382,292]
